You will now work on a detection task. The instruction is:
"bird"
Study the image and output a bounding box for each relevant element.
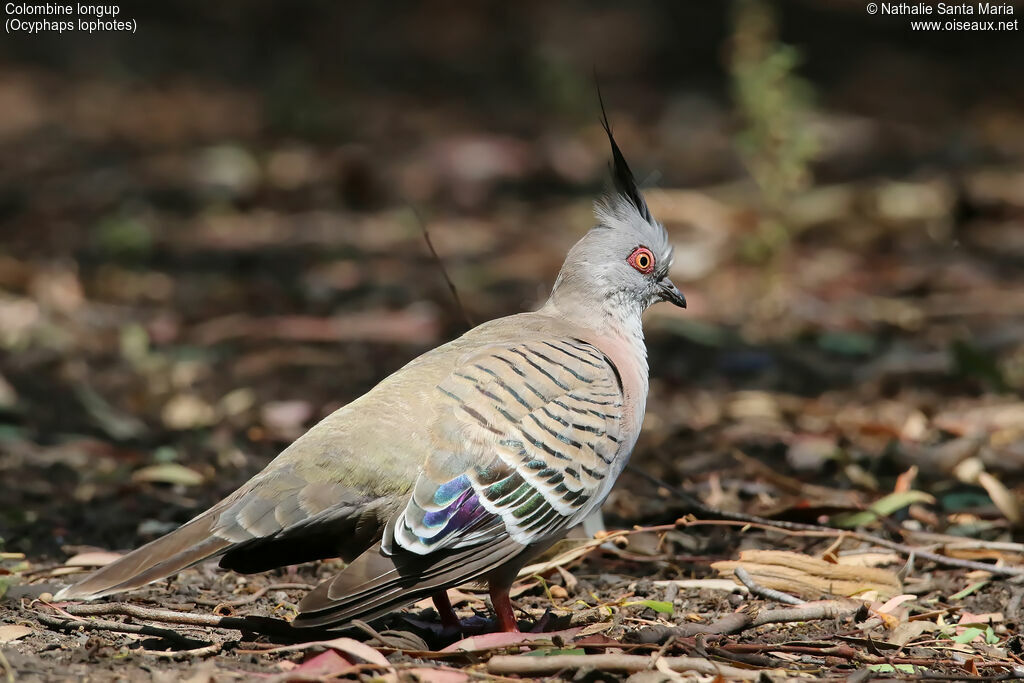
[55,107,686,633]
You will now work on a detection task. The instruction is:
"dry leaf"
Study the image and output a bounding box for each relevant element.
[887,620,934,646]
[0,624,32,643]
[894,466,919,493]
[835,552,903,568]
[260,400,314,437]
[875,594,916,615]
[294,650,356,677]
[403,668,469,682]
[441,628,582,653]
[977,471,1022,526]
[652,578,749,593]
[64,551,123,567]
[518,532,628,577]
[249,636,390,665]
[49,567,89,577]
[959,611,1003,624]
[712,549,902,599]
[934,402,1024,437]
[576,622,615,637]
[132,463,205,486]
[161,394,218,430]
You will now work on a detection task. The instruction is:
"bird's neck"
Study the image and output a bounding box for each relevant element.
[539,294,650,385]
[544,290,644,342]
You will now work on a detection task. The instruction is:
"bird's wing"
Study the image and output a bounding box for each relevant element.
[294,336,627,627]
[392,336,625,553]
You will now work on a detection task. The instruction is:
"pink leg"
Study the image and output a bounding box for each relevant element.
[432,590,461,630]
[489,582,520,633]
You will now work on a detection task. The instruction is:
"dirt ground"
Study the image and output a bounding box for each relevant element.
[3,2,1024,681]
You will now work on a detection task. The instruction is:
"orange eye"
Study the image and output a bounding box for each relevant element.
[627,246,655,274]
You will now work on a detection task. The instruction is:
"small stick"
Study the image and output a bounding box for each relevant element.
[733,566,803,605]
[64,603,225,626]
[413,207,473,330]
[487,652,785,679]
[630,601,859,644]
[49,603,320,639]
[37,614,207,648]
[720,642,968,669]
[751,602,853,627]
[141,643,223,659]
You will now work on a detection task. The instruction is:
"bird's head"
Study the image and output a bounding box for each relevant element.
[548,108,685,319]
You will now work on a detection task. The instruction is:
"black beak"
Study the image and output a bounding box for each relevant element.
[658,277,687,308]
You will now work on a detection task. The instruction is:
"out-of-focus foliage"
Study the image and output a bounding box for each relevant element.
[730,0,819,261]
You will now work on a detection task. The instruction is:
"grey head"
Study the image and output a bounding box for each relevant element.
[547,108,686,321]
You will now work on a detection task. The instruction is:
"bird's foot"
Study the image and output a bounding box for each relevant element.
[488,583,520,632]
[529,609,553,633]
[431,590,462,633]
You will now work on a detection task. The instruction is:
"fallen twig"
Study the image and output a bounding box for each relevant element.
[141,642,224,659]
[750,602,856,626]
[906,533,1024,554]
[36,614,208,648]
[677,518,1024,578]
[50,602,319,640]
[487,652,789,679]
[63,602,225,626]
[733,565,803,605]
[630,600,860,644]
[719,642,967,668]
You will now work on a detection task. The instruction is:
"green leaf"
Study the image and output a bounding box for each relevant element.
[949,581,988,601]
[953,627,984,644]
[986,625,1000,645]
[526,648,586,657]
[817,331,876,356]
[869,664,917,673]
[625,600,674,614]
[831,490,935,529]
[951,340,1007,392]
[93,214,154,259]
[665,319,730,347]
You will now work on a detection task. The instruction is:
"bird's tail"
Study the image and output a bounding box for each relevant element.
[55,514,231,601]
[294,540,525,629]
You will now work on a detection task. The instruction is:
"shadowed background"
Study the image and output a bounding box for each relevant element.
[1,0,1023,563]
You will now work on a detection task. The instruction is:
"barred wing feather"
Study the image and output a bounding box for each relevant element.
[390,338,624,554]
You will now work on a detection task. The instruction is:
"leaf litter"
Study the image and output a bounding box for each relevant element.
[2,6,1024,682]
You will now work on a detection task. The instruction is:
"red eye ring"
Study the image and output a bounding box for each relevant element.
[627,246,655,274]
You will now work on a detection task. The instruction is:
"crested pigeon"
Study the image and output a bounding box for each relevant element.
[55,111,686,633]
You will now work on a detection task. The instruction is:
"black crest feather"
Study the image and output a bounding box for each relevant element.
[596,84,653,225]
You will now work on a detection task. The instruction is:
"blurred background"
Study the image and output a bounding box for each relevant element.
[1,0,1023,559]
